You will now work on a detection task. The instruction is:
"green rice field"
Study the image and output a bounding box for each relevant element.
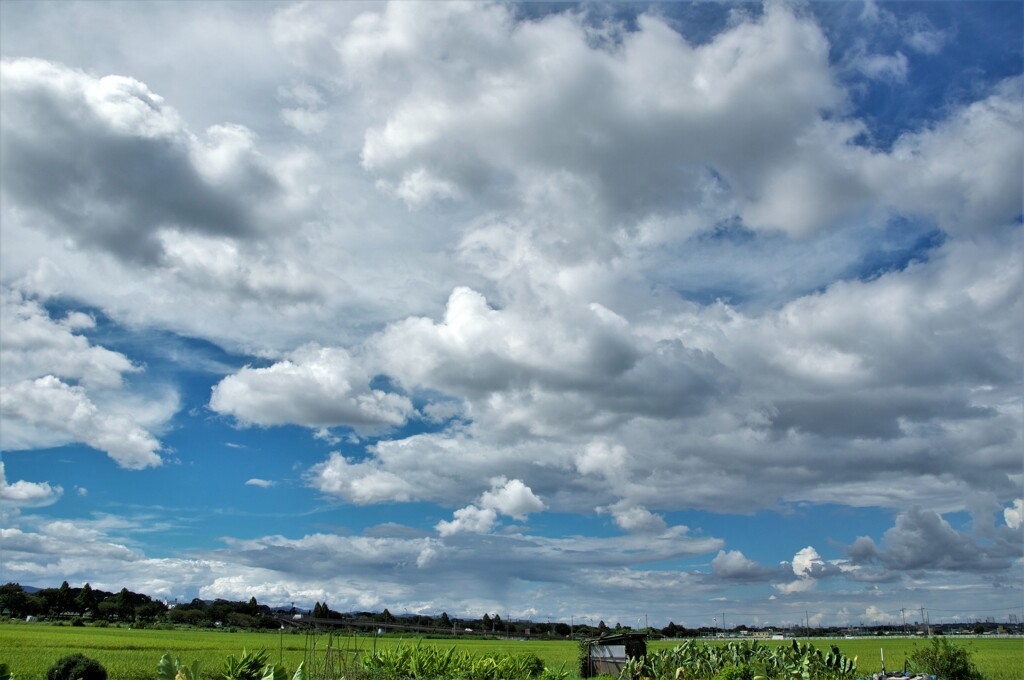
[1,623,1021,680]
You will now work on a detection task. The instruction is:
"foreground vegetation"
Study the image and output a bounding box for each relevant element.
[1,623,1022,680]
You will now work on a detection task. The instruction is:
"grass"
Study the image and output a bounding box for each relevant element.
[1,623,1021,679]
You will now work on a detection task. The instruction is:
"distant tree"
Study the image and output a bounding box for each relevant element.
[247,596,259,616]
[482,613,492,630]
[598,620,609,634]
[97,600,118,621]
[493,613,503,632]
[0,583,28,618]
[113,588,135,621]
[76,584,97,616]
[382,608,393,622]
[439,612,451,628]
[57,581,73,616]
[137,600,167,621]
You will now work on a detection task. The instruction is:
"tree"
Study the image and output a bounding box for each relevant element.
[137,600,167,621]
[76,583,97,616]
[482,613,492,630]
[247,596,259,616]
[0,583,29,618]
[113,588,135,621]
[439,611,451,628]
[57,580,73,616]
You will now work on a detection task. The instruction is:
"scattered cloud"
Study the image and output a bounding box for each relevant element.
[245,478,275,489]
[0,461,63,507]
[0,0,1019,625]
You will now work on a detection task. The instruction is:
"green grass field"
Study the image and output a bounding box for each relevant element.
[1,624,1021,680]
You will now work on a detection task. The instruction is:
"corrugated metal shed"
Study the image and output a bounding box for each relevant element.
[580,632,648,678]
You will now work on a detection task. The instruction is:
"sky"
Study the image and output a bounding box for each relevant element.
[0,0,1021,630]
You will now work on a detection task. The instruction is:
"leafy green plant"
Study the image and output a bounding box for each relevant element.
[713,665,753,680]
[46,653,107,680]
[224,649,273,680]
[910,638,983,680]
[362,643,546,680]
[156,653,202,680]
[219,648,303,680]
[539,663,571,680]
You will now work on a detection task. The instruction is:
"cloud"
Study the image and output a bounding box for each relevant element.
[1,287,136,389]
[479,478,545,520]
[0,58,294,264]
[0,461,63,507]
[245,479,275,489]
[340,2,1020,243]
[0,288,177,468]
[210,345,415,429]
[850,49,908,83]
[344,2,846,236]
[791,546,837,579]
[1005,499,1024,530]
[773,546,846,594]
[847,508,1023,573]
[437,478,545,535]
[371,286,729,437]
[0,376,164,469]
[308,451,417,505]
[601,501,668,534]
[436,505,498,537]
[710,550,780,582]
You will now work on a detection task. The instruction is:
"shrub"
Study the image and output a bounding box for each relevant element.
[46,653,108,680]
[713,665,753,680]
[909,638,983,680]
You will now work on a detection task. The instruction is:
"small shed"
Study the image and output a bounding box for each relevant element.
[580,632,648,678]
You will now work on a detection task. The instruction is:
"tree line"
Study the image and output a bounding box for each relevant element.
[0,581,280,629]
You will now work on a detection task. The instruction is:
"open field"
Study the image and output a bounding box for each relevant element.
[1,624,1021,679]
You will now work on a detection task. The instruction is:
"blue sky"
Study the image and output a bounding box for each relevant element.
[0,1,1021,628]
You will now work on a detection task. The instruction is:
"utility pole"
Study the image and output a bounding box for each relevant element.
[901,608,907,635]
[921,608,929,637]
